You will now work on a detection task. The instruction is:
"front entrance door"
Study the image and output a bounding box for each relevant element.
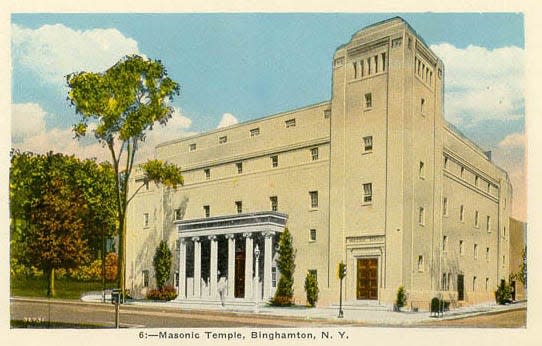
[234,249,245,298]
[357,258,378,300]
[457,274,464,301]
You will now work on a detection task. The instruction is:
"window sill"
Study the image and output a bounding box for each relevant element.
[361,202,373,206]
[364,107,373,112]
[362,150,373,155]
[309,208,319,212]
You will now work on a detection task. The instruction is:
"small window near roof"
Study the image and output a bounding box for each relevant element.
[219,136,227,144]
[189,143,196,152]
[285,119,296,128]
[250,128,260,137]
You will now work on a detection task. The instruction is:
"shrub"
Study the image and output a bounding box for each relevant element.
[495,280,512,304]
[146,285,177,301]
[272,228,296,306]
[68,259,102,281]
[395,285,407,308]
[304,272,319,307]
[153,241,172,290]
[104,252,118,281]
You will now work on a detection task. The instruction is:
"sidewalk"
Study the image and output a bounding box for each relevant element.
[121,297,526,326]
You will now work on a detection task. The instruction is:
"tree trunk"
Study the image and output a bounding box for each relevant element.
[47,268,56,297]
[117,213,126,300]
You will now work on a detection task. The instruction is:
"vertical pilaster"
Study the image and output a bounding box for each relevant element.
[263,231,275,299]
[244,232,253,299]
[209,235,218,297]
[192,237,201,297]
[178,238,187,298]
[226,234,236,298]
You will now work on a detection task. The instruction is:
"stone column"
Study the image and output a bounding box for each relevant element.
[263,231,275,299]
[178,238,187,298]
[226,234,236,298]
[244,232,253,299]
[192,237,201,297]
[209,235,218,298]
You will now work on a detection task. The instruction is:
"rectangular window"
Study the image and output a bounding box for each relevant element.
[271,267,277,287]
[504,226,507,238]
[363,136,373,152]
[203,205,210,218]
[419,161,425,178]
[353,61,358,78]
[418,207,425,225]
[204,168,210,180]
[324,109,331,119]
[309,191,319,208]
[442,273,448,290]
[475,176,479,187]
[219,136,228,144]
[443,197,448,216]
[309,229,317,242]
[308,269,318,282]
[444,157,448,169]
[443,236,448,251]
[270,196,278,212]
[486,247,490,261]
[143,213,149,228]
[311,147,319,161]
[236,162,243,174]
[174,209,182,221]
[189,143,196,152]
[487,215,491,232]
[271,155,278,168]
[285,119,296,128]
[250,128,260,137]
[363,183,373,203]
[502,255,506,267]
[175,272,179,288]
[460,205,464,222]
[143,270,149,287]
[364,93,373,108]
[460,166,465,177]
[421,98,426,112]
[474,244,478,260]
[486,278,490,291]
[473,276,477,291]
[475,210,479,228]
[235,201,242,214]
[418,255,424,272]
[459,240,464,256]
[381,53,386,71]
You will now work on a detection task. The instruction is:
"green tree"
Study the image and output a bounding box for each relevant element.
[66,55,184,297]
[304,271,319,307]
[10,150,117,283]
[272,228,296,306]
[153,241,172,290]
[395,285,407,309]
[512,247,527,288]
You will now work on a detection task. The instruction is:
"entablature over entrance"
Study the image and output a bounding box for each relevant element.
[175,211,288,238]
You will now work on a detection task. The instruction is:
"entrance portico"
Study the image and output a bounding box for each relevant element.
[175,211,288,304]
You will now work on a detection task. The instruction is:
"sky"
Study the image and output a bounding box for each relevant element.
[10,13,526,220]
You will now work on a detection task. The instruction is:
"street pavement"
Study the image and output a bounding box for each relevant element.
[11,296,527,328]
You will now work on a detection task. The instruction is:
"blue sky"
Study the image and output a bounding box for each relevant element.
[10,13,526,219]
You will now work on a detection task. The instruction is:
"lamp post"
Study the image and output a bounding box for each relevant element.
[254,244,261,313]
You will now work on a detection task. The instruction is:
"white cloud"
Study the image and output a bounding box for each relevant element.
[430,43,524,127]
[12,104,195,164]
[11,103,47,142]
[217,113,239,128]
[12,23,141,86]
[498,132,525,149]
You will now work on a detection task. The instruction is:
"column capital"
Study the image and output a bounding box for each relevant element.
[208,235,217,241]
[262,231,275,238]
[243,232,253,239]
[225,233,235,240]
[192,236,201,243]
[179,237,188,245]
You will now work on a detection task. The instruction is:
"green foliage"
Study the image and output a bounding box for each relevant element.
[511,247,527,287]
[495,280,512,304]
[272,228,296,306]
[304,272,319,307]
[66,55,183,294]
[146,285,178,301]
[153,241,173,290]
[395,286,407,308]
[142,160,184,189]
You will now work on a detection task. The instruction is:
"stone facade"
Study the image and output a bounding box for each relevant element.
[125,17,512,308]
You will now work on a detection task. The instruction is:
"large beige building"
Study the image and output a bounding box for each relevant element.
[126,17,512,308]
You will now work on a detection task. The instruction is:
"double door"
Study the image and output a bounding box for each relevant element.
[356,258,378,300]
